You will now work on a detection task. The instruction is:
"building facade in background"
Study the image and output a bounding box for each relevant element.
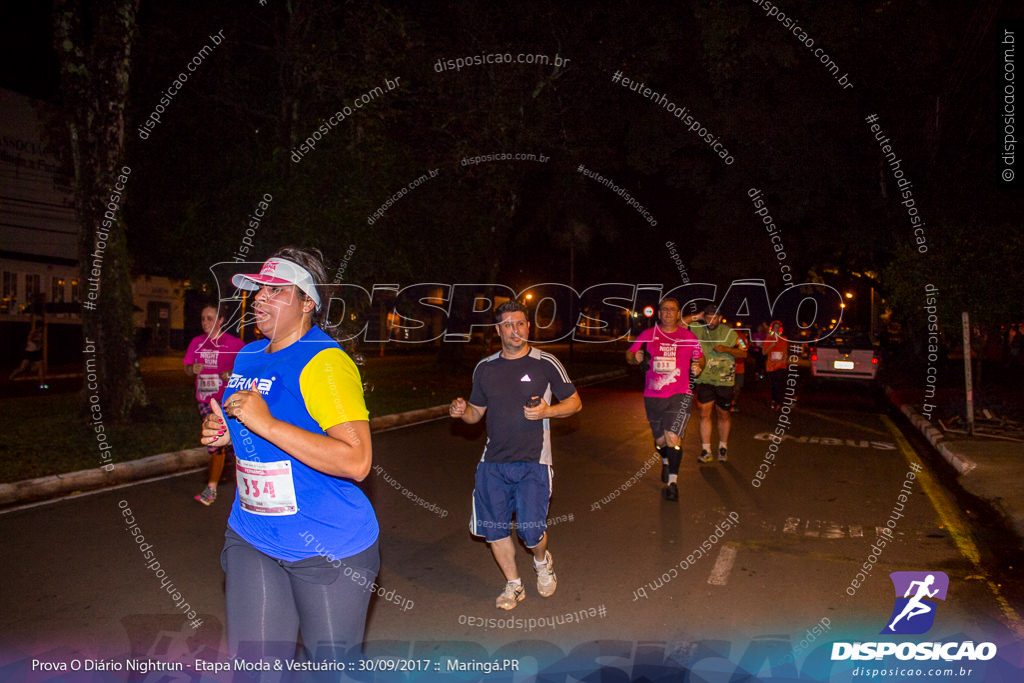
[1,88,186,366]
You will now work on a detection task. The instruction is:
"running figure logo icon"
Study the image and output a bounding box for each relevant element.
[881,571,949,635]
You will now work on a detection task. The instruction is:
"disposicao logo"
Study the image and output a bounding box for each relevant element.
[831,570,997,662]
[882,571,948,635]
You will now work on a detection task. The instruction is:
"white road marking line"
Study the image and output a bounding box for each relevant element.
[707,544,738,586]
[782,517,868,539]
[822,521,845,539]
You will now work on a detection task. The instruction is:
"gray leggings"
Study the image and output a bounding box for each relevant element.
[222,526,380,663]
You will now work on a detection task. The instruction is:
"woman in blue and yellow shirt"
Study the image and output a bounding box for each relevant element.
[202,246,377,665]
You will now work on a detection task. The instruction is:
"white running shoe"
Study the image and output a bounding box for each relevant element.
[495,581,526,610]
[534,551,557,597]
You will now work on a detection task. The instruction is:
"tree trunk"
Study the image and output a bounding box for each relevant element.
[55,0,148,420]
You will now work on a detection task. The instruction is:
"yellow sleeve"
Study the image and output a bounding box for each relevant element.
[299,348,369,431]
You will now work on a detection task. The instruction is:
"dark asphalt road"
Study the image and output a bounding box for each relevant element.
[1,371,1018,679]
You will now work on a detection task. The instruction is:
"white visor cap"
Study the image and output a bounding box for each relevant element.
[231,258,322,310]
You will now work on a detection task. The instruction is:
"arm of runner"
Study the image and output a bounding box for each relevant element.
[713,329,746,358]
[450,397,486,423]
[626,336,645,365]
[183,338,201,376]
[269,415,372,481]
[681,311,705,325]
[713,343,747,358]
[200,397,231,447]
[220,388,373,479]
[524,391,581,420]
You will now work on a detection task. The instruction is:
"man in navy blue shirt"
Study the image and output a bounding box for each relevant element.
[450,300,582,610]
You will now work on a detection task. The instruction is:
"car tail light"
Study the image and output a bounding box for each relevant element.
[871,357,878,365]
[811,352,817,362]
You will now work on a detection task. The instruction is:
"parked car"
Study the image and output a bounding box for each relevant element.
[810,328,879,381]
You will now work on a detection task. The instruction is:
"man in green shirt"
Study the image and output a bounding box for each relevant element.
[684,304,747,463]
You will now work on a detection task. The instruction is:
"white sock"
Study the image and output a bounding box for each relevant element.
[702,443,711,452]
[668,474,678,484]
[719,442,728,451]
[508,577,522,586]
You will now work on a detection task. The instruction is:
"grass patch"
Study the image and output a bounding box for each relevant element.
[361,357,472,418]
[0,385,200,484]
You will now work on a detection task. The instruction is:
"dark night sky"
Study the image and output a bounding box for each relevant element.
[1,3,59,100]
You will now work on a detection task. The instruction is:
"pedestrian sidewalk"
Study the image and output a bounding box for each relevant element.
[885,385,1024,544]
[0,368,627,509]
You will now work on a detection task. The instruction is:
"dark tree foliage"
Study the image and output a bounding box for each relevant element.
[54,0,148,420]
[36,0,1019,378]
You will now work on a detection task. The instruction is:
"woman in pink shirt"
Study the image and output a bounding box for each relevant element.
[184,304,244,505]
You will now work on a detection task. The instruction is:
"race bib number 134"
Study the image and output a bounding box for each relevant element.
[236,458,298,515]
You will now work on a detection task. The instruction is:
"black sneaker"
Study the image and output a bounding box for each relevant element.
[663,482,679,501]
[697,449,713,464]
[718,447,728,462]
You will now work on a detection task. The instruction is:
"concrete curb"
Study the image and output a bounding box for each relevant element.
[883,385,977,475]
[0,368,629,508]
[885,384,1024,544]
[0,448,212,508]
[369,405,449,431]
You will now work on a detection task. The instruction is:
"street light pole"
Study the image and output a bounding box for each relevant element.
[962,311,974,435]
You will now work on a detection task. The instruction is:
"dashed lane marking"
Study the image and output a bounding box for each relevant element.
[767,519,899,539]
[707,543,738,586]
[782,518,856,540]
[726,539,905,566]
[782,517,866,539]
